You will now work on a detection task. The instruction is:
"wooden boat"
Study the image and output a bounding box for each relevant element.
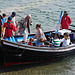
[0,28,75,67]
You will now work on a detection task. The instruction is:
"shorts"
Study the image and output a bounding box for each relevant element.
[36,40,44,46]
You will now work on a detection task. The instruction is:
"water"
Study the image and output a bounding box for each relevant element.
[0,0,75,74]
[1,0,75,33]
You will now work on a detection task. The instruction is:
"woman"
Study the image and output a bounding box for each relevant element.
[33,24,46,46]
[61,33,70,47]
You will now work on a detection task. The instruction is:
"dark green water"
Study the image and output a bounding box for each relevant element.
[0,56,75,75]
[0,0,75,75]
[1,0,75,33]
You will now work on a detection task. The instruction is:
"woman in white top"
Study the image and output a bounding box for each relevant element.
[61,33,70,47]
[34,24,46,46]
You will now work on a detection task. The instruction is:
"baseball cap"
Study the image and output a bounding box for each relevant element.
[12,12,16,16]
[8,16,12,20]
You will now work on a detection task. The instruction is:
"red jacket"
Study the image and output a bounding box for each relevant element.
[61,15,72,29]
[3,20,18,37]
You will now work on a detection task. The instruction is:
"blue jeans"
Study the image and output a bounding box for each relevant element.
[36,40,44,46]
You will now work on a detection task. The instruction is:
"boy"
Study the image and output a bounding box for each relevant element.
[28,38,34,46]
[50,33,61,47]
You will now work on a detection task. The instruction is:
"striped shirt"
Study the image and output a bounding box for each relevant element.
[52,39,60,47]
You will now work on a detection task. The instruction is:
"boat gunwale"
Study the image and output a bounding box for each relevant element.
[1,29,75,52]
[1,39,75,52]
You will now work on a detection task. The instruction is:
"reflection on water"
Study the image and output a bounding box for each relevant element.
[0,55,75,75]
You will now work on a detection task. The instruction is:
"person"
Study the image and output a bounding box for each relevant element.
[3,16,18,39]
[28,38,34,46]
[1,13,7,37]
[11,12,18,35]
[60,33,70,47]
[33,24,46,46]
[0,15,2,38]
[61,11,72,29]
[49,33,61,47]
[11,12,17,26]
[18,14,33,43]
[2,13,7,24]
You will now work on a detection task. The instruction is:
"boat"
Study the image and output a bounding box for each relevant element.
[0,11,75,67]
[0,28,75,67]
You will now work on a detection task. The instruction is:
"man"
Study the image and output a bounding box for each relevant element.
[11,12,17,26]
[3,16,18,38]
[61,11,72,29]
[11,12,18,35]
[18,14,32,43]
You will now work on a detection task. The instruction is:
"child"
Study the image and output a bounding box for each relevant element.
[49,33,61,47]
[28,38,34,46]
[2,13,7,24]
[61,33,70,47]
[1,13,7,37]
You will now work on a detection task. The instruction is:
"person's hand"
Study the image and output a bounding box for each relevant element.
[37,37,39,40]
[15,21,18,27]
[30,23,33,26]
[16,25,18,28]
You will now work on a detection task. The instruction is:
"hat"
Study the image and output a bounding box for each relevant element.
[12,12,16,16]
[8,16,12,20]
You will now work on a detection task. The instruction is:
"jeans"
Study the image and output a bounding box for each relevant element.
[36,40,44,46]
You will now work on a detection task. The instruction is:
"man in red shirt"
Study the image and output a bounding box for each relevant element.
[61,11,72,29]
[3,16,18,38]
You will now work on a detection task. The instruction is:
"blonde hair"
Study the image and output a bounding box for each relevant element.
[64,33,70,39]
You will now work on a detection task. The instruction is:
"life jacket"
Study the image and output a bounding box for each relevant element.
[6,22,13,37]
[6,22,13,29]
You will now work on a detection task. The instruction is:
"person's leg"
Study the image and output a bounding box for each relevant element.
[36,40,40,46]
[23,28,28,43]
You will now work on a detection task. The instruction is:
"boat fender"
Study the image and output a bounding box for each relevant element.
[8,36,16,42]
[12,36,16,42]
[8,37,12,41]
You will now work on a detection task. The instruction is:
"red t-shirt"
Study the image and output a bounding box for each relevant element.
[61,15,72,29]
[28,41,33,46]
[26,20,29,28]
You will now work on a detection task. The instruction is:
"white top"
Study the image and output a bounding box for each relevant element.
[60,38,70,47]
[36,29,46,40]
[12,17,16,26]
